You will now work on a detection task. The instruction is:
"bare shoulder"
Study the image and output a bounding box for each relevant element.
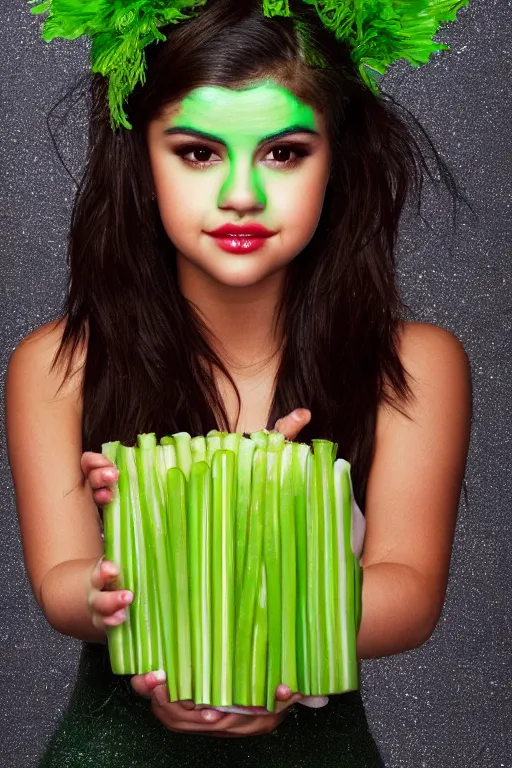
[397,320,470,376]
[381,321,471,425]
[7,317,85,405]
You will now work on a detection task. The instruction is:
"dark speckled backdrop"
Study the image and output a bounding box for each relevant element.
[1,1,510,766]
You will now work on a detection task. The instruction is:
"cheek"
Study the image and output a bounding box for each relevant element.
[274,171,328,241]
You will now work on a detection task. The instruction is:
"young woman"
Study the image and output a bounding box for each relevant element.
[6,0,471,764]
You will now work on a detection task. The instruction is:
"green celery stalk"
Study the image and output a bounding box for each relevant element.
[233,447,266,705]
[102,440,135,674]
[153,445,179,701]
[279,442,298,692]
[122,445,153,672]
[173,432,192,481]
[291,442,311,695]
[250,563,268,707]
[249,429,269,450]
[166,467,193,700]
[222,432,241,453]
[206,430,222,466]
[264,446,282,711]
[190,435,206,464]
[188,461,212,705]
[312,439,337,693]
[234,437,256,616]
[136,434,165,672]
[211,449,236,706]
[333,459,358,691]
[306,450,321,693]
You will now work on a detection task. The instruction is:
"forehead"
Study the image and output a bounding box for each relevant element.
[167,82,317,138]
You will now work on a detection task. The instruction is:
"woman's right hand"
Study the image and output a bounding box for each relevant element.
[81,451,133,631]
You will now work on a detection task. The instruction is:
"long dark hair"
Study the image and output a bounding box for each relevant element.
[51,0,463,509]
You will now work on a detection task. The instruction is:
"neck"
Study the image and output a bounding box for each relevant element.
[177,255,286,377]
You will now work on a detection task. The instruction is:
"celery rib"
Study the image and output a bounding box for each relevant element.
[234,447,266,705]
[264,447,282,711]
[211,450,236,706]
[279,442,298,693]
[166,466,193,700]
[292,442,311,696]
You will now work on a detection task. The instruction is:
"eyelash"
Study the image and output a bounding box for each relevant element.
[174,143,310,169]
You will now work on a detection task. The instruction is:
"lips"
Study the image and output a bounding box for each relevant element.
[205,223,277,254]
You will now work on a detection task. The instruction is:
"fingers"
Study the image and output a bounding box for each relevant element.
[81,451,119,507]
[274,408,311,442]
[274,692,303,715]
[131,671,167,699]
[88,585,133,629]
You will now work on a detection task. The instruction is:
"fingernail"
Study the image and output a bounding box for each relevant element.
[122,592,134,605]
[292,409,304,421]
[202,709,220,722]
[152,670,166,683]
[104,469,118,481]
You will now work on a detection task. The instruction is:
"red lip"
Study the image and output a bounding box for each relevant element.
[206,223,277,237]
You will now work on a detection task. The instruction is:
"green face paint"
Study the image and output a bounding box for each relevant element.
[167,82,317,208]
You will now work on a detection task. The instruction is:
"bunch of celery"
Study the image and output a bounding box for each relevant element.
[102,430,362,710]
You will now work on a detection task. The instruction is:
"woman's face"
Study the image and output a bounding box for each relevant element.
[146,81,330,289]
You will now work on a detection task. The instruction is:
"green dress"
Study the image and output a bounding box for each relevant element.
[40,641,384,767]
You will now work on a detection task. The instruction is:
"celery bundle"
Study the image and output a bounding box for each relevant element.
[102,430,362,710]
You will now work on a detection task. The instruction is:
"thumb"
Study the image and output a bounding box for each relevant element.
[274,409,311,441]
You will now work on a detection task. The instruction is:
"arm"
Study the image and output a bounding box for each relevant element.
[5,320,106,644]
[356,322,471,660]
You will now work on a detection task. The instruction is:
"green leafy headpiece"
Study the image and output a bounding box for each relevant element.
[28,0,469,130]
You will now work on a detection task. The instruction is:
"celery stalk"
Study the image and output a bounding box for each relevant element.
[279,442,298,692]
[249,429,269,450]
[250,564,268,707]
[136,434,165,672]
[222,432,241,454]
[312,439,337,693]
[206,430,222,465]
[123,445,154,672]
[333,459,358,691]
[264,447,282,711]
[234,437,256,615]
[291,442,311,695]
[211,450,236,705]
[188,461,212,705]
[190,435,206,464]
[153,446,179,701]
[102,440,135,674]
[234,447,266,705]
[166,467,193,700]
[173,432,192,481]
[306,450,321,693]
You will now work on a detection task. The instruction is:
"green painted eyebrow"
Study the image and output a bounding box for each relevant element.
[163,126,320,145]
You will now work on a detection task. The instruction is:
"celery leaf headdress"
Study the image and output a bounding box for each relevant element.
[28,0,469,130]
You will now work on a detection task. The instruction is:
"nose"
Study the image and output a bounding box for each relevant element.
[217,155,266,214]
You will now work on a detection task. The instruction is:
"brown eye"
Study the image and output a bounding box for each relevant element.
[192,148,213,162]
[272,147,292,162]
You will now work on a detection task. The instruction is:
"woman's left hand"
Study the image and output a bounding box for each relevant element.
[132,673,303,736]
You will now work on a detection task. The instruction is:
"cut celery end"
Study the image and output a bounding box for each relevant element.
[190,435,206,464]
[206,432,222,466]
[173,432,192,481]
[249,429,269,450]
